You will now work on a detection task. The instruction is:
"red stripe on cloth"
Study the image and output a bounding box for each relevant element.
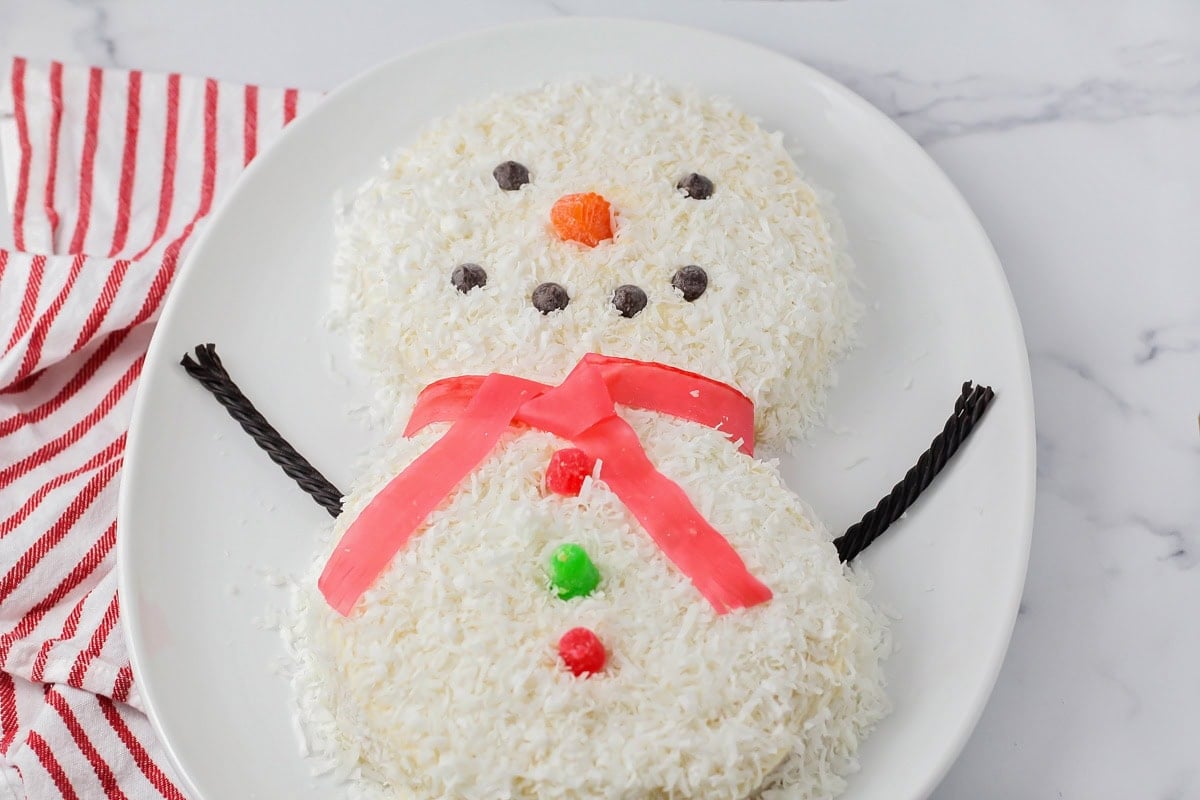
[59,73,177,361]
[98,698,187,800]
[0,328,130,438]
[30,586,88,682]
[0,369,41,396]
[46,689,130,800]
[45,61,65,243]
[1,434,124,536]
[10,58,31,251]
[0,250,8,289]
[108,71,143,257]
[67,67,105,255]
[0,458,120,603]
[17,79,216,456]
[67,590,120,687]
[36,73,182,408]
[4,254,47,356]
[7,254,88,388]
[130,78,219,326]
[143,74,181,253]
[111,664,133,704]
[283,87,298,124]
[29,730,82,800]
[243,84,258,165]
[0,351,141,489]
[147,74,181,250]
[0,521,116,663]
[0,671,16,753]
[192,77,221,221]
[71,258,132,354]
[2,75,227,443]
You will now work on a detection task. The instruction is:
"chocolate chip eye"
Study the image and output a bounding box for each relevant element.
[451,263,487,294]
[671,265,708,301]
[493,161,530,191]
[532,282,569,314]
[676,173,714,200]
[611,285,648,318]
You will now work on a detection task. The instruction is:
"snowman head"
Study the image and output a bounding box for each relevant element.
[334,77,856,448]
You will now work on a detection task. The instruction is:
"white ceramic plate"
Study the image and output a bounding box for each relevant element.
[119,18,1034,800]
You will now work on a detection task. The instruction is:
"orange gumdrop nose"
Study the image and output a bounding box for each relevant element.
[550,193,614,247]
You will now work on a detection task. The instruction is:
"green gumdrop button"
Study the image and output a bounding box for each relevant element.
[549,544,600,600]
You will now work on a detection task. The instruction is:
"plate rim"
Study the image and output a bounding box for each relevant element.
[118,16,1035,800]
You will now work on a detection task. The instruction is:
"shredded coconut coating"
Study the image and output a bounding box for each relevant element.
[287,415,889,800]
[329,76,858,450]
[288,77,888,799]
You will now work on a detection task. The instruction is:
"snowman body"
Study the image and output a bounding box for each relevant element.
[288,78,889,800]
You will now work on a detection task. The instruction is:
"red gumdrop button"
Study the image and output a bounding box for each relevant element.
[558,627,606,676]
[545,448,596,497]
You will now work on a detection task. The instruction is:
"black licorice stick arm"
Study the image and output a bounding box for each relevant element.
[180,343,994,561]
[180,344,344,517]
[833,381,996,562]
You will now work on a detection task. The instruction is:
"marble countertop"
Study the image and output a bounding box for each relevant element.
[2,1,1197,797]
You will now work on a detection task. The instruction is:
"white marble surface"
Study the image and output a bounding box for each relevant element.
[1,1,1197,797]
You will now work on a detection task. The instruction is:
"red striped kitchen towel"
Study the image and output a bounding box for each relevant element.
[0,57,319,799]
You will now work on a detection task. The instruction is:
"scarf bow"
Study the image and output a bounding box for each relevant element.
[319,354,773,615]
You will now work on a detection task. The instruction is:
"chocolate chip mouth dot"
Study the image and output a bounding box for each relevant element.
[493,161,530,191]
[612,284,648,318]
[532,282,570,314]
[676,173,714,200]
[671,265,708,301]
[451,263,487,294]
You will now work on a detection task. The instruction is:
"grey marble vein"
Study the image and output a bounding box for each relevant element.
[1034,351,1141,416]
[1072,509,1198,570]
[1136,320,1200,364]
[66,0,120,68]
[814,42,1200,144]
[1093,665,1142,720]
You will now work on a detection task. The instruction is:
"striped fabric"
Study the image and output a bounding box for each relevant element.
[0,58,318,799]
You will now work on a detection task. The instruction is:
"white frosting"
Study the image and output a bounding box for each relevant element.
[329,76,858,450]
[286,77,888,800]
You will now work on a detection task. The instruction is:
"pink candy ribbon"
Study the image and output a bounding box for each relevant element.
[318,354,771,615]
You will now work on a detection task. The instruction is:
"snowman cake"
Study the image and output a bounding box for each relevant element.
[284,77,891,800]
